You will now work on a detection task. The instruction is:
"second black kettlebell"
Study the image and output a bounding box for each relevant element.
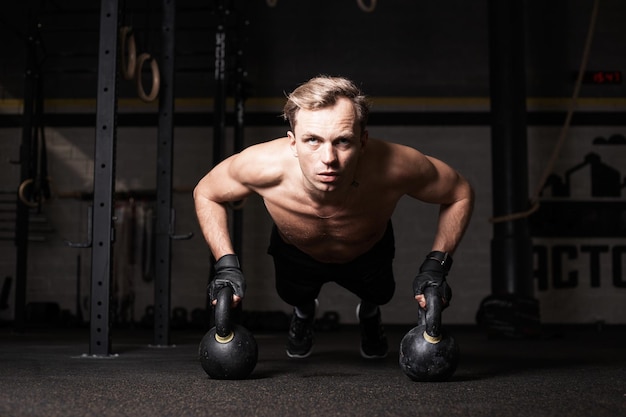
[399,286,459,382]
[198,286,258,380]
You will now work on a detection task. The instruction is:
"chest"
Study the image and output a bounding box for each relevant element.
[262,191,396,262]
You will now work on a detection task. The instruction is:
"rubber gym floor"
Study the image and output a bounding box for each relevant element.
[1,324,624,417]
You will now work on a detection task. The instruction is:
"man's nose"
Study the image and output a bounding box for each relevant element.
[321,143,337,164]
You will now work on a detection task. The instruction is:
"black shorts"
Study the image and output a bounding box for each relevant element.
[267,221,396,307]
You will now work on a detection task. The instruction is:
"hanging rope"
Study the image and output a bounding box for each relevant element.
[490,0,601,224]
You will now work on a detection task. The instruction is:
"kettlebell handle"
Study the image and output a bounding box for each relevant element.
[418,286,443,341]
[215,286,234,342]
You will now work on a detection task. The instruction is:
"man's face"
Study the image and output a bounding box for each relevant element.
[288,97,368,194]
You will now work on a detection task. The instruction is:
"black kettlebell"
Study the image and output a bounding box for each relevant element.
[198,286,258,380]
[399,286,459,382]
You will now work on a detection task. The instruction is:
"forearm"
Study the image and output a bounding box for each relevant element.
[431,186,474,255]
[194,193,235,260]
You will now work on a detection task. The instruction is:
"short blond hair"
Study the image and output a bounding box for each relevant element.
[282,75,371,132]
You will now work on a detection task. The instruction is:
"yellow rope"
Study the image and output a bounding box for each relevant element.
[490,0,601,224]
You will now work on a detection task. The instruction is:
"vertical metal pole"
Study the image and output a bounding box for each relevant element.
[153,0,176,346]
[488,0,533,297]
[14,16,39,332]
[213,2,227,165]
[90,0,120,356]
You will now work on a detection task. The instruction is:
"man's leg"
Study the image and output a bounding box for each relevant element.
[287,298,318,358]
[338,222,396,359]
[356,300,388,359]
[275,266,321,358]
[268,225,326,358]
[338,263,395,359]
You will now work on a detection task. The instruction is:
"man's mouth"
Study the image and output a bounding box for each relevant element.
[318,172,339,182]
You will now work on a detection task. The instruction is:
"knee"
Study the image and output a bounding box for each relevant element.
[376,283,396,306]
[361,281,395,306]
[275,279,320,307]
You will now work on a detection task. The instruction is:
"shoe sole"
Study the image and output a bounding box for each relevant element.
[286,348,313,359]
[360,347,388,359]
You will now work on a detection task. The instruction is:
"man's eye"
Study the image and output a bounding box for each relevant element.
[336,138,352,147]
[306,138,319,144]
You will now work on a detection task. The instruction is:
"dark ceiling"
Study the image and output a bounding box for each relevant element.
[0,0,624,104]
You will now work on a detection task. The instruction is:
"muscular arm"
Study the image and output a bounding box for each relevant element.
[424,157,474,255]
[193,139,286,260]
[193,154,254,260]
[405,153,474,255]
[403,150,474,307]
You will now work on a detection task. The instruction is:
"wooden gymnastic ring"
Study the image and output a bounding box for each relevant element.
[357,0,377,12]
[119,26,136,80]
[136,53,160,102]
[18,179,39,208]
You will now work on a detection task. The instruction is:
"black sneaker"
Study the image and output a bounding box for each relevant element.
[356,304,388,359]
[286,301,317,358]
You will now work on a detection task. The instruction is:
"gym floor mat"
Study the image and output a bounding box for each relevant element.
[0,325,624,417]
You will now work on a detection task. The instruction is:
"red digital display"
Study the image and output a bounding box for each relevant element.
[580,71,622,85]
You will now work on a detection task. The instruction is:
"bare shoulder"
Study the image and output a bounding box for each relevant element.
[364,139,431,177]
[367,139,469,205]
[366,138,427,158]
[230,137,292,188]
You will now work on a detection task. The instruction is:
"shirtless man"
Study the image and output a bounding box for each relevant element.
[194,75,474,359]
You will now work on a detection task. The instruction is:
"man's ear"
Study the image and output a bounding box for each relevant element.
[288,131,297,156]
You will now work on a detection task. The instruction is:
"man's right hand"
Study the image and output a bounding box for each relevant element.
[208,254,245,306]
[413,251,453,309]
